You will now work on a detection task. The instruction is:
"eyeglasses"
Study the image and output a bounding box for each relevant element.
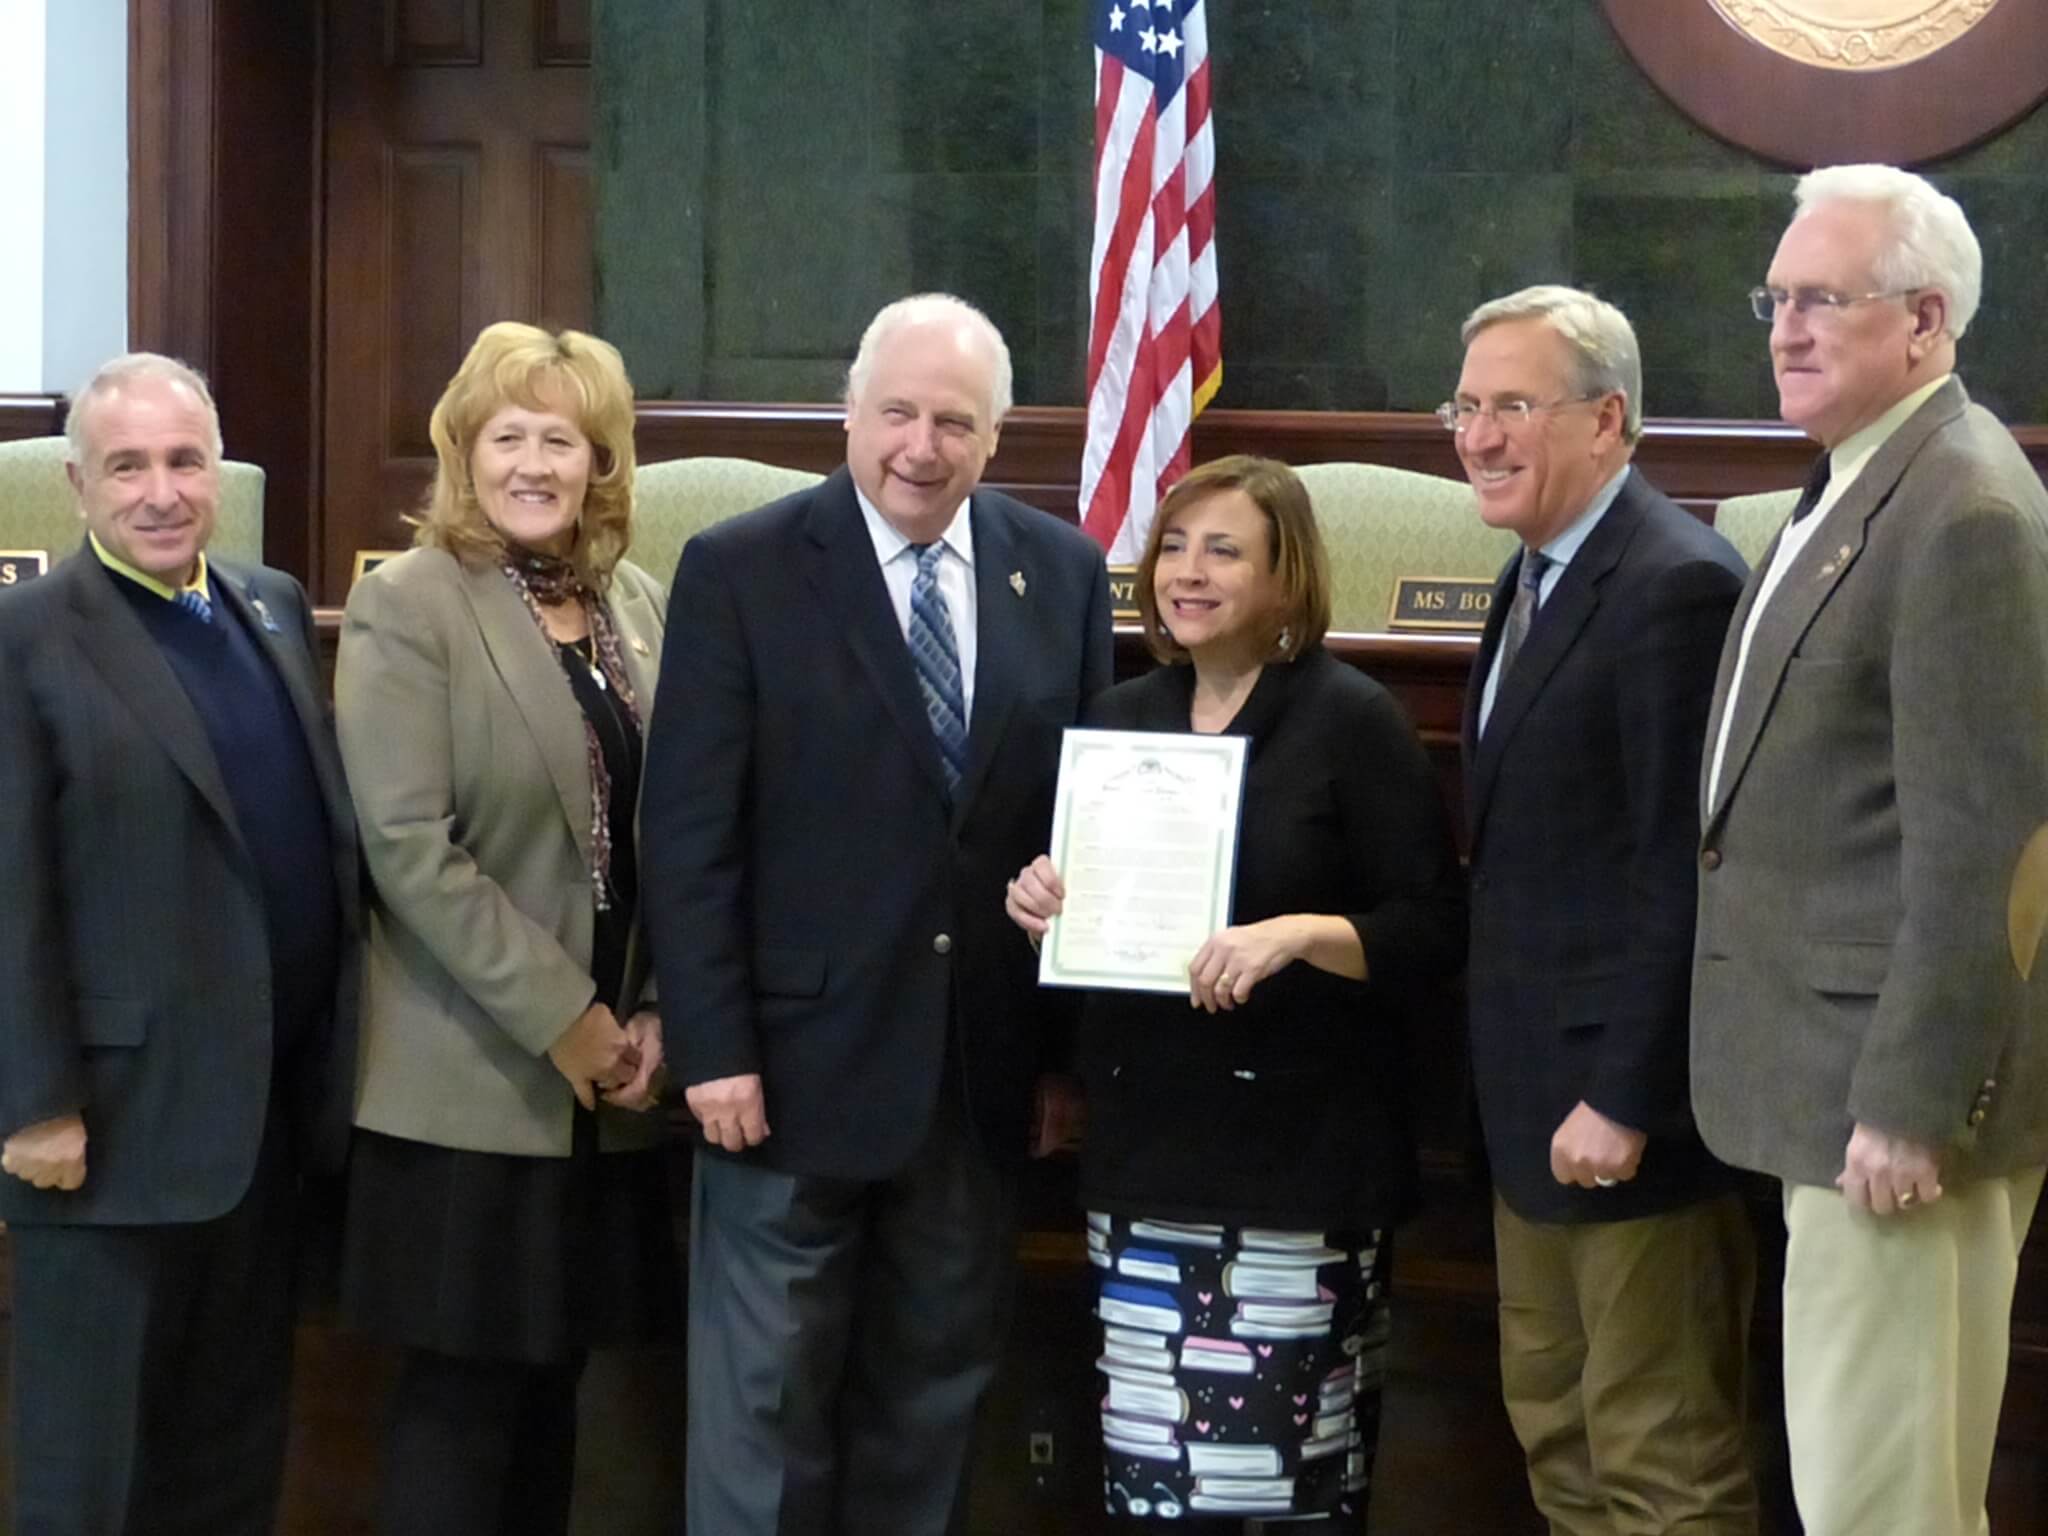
[1748,285,1918,322]
[1435,395,1601,434]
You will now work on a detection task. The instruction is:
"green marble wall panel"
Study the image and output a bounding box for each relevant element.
[595,0,2048,423]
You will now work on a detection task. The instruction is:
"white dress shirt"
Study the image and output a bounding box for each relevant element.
[1703,374,1950,809]
[854,484,979,723]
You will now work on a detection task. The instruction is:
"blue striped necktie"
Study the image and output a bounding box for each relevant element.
[908,542,969,796]
[174,587,214,626]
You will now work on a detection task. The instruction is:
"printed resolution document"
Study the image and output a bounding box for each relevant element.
[1039,727,1246,994]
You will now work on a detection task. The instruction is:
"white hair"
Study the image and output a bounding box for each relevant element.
[1461,285,1645,443]
[65,352,223,464]
[845,292,1013,425]
[1792,164,1982,340]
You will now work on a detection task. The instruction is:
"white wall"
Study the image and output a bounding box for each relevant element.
[0,0,47,391]
[0,0,126,395]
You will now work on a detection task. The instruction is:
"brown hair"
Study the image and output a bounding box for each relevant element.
[412,322,638,589]
[1134,455,1332,666]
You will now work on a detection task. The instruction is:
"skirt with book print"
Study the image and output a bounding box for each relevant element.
[1090,1213,1392,1525]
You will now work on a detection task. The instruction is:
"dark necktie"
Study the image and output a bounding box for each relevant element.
[1789,453,1833,525]
[908,542,969,796]
[1494,550,1552,688]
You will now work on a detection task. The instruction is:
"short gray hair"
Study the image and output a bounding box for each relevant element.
[1461,285,1645,443]
[846,293,1013,425]
[65,352,223,464]
[1792,164,1982,340]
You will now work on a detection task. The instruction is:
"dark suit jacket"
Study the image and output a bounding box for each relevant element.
[1075,647,1466,1229]
[1694,378,2048,1187]
[642,468,1114,1179]
[1462,468,1746,1224]
[0,548,361,1226]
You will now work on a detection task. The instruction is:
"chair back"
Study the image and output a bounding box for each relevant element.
[630,455,825,588]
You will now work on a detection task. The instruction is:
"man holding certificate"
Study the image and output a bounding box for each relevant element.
[1006,456,1466,1526]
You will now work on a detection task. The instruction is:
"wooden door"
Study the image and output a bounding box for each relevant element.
[320,0,593,603]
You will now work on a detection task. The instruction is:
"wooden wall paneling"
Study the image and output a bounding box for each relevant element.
[535,146,594,332]
[387,0,482,66]
[129,0,320,586]
[322,0,592,602]
[534,0,590,66]
[0,396,68,443]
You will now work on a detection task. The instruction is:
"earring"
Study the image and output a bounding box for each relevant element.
[1276,627,1292,653]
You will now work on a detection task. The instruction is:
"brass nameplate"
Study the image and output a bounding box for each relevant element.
[1388,576,1495,632]
[0,550,49,587]
[1107,563,1140,623]
[351,550,405,586]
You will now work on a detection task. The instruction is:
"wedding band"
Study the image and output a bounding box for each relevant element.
[1218,973,1234,989]
[1898,1189,1919,1208]
[1594,1176,1618,1188]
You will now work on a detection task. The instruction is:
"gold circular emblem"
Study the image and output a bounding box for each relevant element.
[1712,0,2001,69]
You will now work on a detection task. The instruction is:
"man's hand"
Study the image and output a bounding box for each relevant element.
[685,1074,770,1153]
[1549,1100,1646,1189]
[2,1113,87,1191]
[1030,1073,1086,1158]
[1836,1122,1943,1215]
[602,1010,667,1113]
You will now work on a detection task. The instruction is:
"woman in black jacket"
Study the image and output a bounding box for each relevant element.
[1007,456,1465,1527]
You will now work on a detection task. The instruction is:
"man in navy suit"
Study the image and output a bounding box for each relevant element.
[1452,287,1757,1534]
[0,354,359,1535]
[642,293,1113,1535]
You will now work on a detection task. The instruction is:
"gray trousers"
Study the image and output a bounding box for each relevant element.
[684,1093,1017,1536]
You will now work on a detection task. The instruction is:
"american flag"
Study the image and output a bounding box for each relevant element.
[1080,0,1221,563]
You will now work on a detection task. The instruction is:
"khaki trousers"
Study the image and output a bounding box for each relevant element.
[1495,1192,1759,1536]
[1781,1168,2045,1536]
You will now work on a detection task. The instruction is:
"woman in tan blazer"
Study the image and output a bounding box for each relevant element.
[334,322,675,1536]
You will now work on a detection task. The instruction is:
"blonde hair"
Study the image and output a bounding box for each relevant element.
[414,322,638,588]
[1135,455,1332,666]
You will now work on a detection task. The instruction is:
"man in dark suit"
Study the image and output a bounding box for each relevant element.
[642,292,1113,1535]
[0,353,359,1535]
[1693,166,2048,1536]
[1453,287,1757,1534]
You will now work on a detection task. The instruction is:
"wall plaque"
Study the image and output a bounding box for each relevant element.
[351,550,405,587]
[1602,0,2048,165]
[1388,577,1495,634]
[0,551,49,587]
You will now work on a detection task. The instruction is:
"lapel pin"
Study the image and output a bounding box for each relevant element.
[630,636,649,656]
[1818,544,1853,579]
[249,595,281,633]
[1009,571,1027,597]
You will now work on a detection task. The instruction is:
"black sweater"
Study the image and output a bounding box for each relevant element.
[1074,645,1466,1228]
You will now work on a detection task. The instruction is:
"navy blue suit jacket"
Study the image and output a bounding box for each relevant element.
[1461,469,1746,1223]
[642,468,1114,1178]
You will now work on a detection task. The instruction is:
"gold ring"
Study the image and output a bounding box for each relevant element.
[1218,973,1233,988]
[1898,1189,1919,1209]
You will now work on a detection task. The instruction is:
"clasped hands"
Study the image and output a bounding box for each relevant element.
[1006,854,1305,1012]
[548,1001,665,1113]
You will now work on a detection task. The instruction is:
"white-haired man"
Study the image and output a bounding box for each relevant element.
[642,293,1113,1534]
[0,355,359,1534]
[1453,285,1757,1533]
[1693,165,2048,1536]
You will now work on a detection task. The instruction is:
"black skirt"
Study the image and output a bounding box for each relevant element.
[340,1113,679,1364]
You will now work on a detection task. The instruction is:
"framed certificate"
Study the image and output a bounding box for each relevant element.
[1039,727,1247,994]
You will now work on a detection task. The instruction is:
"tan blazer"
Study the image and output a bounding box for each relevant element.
[335,546,666,1157]
[1692,379,2048,1188]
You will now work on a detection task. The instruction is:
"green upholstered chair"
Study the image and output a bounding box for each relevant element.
[1711,488,1798,569]
[0,435,267,570]
[1293,461,1516,633]
[628,455,825,590]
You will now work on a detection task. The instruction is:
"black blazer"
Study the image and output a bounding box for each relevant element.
[1462,468,1745,1224]
[0,549,362,1226]
[1076,647,1466,1228]
[642,468,1114,1179]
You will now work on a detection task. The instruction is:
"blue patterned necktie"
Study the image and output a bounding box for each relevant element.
[175,587,214,626]
[908,542,969,796]
[1495,549,1552,685]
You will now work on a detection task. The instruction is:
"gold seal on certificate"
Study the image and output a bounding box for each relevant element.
[1039,727,1247,994]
